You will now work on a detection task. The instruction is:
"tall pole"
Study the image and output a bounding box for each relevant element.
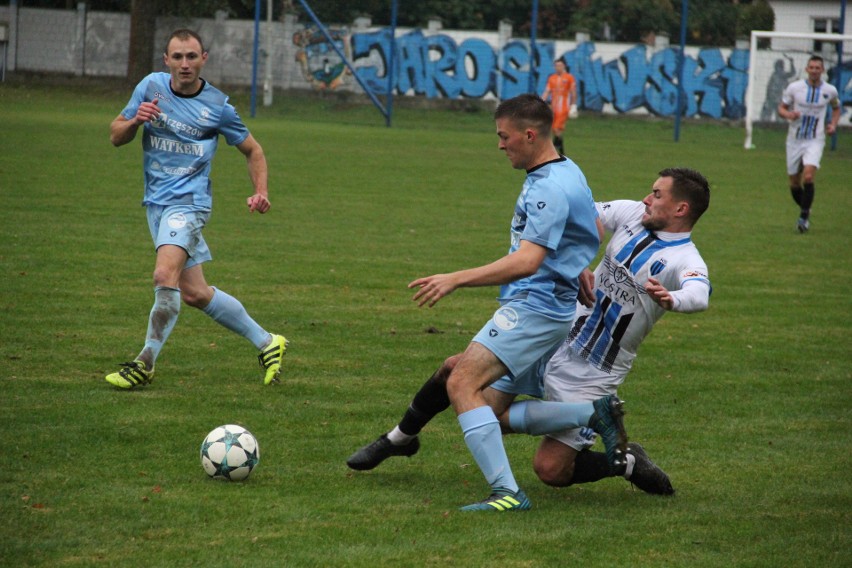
[251,0,260,117]
[674,0,688,142]
[831,0,846,150]
[528,0,539,94]
[386,0,398,127]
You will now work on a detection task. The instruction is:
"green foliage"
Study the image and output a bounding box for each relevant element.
[0,77,850,567]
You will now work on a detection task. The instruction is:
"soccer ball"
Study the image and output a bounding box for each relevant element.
[200,424,260,481]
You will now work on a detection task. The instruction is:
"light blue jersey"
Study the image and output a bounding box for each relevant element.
[121,72,251,208]
[500,156,599,319]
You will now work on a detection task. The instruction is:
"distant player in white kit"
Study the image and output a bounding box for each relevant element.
[777,55,840,233]
[105,29,288,389]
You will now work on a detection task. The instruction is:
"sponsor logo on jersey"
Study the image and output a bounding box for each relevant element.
[493,307,519,330]
[163,165,198,176]
[537,201,546,210]
[683,270,707,279]
[149,135,204,157]
[599,256,640,306]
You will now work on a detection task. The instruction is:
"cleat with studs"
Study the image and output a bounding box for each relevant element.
[346,434,420,471]
[105,360,154,389]
[459,488,531,512]
[588,395,629,474]
[258,334,289,385]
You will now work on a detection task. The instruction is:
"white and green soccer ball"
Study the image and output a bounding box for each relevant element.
[200,424,260,481]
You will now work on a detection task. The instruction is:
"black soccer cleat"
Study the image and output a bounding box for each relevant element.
[346,434,420,471]
[626,443,675,496]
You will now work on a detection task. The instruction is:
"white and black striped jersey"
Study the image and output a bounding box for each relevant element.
[781,79,840,141]
[565,200,710,378]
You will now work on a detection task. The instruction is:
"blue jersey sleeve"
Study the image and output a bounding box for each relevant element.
[218,103,250,146]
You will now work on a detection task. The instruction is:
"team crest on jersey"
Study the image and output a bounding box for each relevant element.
[650,258,667,276]
[167,212,188,229]
[493,307,519,331]
[151,112,168,129]
[198,107,210,123]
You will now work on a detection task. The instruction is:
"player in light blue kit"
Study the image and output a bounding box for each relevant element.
[105,29,287,389]
[359,94,628,512]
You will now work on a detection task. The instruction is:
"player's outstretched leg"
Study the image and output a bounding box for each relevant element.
[626,443,674,495]
[588,395,628,474]
[346,434,420,470]
[459,488,531,512]
[105,361,154,389]
[258,334,288,385]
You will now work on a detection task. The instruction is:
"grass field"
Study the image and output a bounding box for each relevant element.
[1,76,850,567]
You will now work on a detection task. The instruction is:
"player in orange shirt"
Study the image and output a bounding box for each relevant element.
[541,59,577,155]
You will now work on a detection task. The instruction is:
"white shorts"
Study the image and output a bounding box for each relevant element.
[786,138,825,175]
[542,341,625,450]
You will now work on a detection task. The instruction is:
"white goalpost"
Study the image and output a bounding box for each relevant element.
[744,30,852,149]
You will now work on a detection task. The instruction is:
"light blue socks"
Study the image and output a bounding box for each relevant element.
[458,406,519,493]
[139,286,181,368]
[508,399,595,435]
[202,287,270,349]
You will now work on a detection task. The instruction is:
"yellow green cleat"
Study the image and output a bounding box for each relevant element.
[105,360,154,389]
[258,334,289,385]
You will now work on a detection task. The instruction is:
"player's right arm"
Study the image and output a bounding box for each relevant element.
[110,99,160,147]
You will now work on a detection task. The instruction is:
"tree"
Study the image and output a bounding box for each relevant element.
[127,0,158,83]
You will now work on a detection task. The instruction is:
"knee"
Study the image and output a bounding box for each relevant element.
[151,266,177,289]
[802,172,815,184]
[445,372,464,401]
[180,286,212,309]
[533,450,574,487]
[436,354,461,382]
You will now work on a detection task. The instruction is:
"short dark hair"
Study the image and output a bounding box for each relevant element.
[165,29,206,55]
[808,55,825,66]
[494,94,552,135]
[659,167,710,225]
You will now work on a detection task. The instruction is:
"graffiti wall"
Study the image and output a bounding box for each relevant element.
[295,25,849,122]
[3,3,849,124]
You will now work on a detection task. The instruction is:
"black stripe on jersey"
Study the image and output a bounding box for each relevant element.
[622,233,657,269]
[567,314,589,343]
[600,312,634,373]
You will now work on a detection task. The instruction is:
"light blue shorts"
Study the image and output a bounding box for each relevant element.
[474,300,572,398]
[146,204,211,269]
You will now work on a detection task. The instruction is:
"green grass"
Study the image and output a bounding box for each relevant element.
[0,76,850,567]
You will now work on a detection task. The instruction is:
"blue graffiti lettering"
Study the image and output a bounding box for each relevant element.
[350,29,759,120]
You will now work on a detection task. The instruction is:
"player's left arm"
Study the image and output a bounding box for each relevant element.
[409,240,548,308]
[237,134,270,213]
[827,96,841,135]
[645,277,710,313]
